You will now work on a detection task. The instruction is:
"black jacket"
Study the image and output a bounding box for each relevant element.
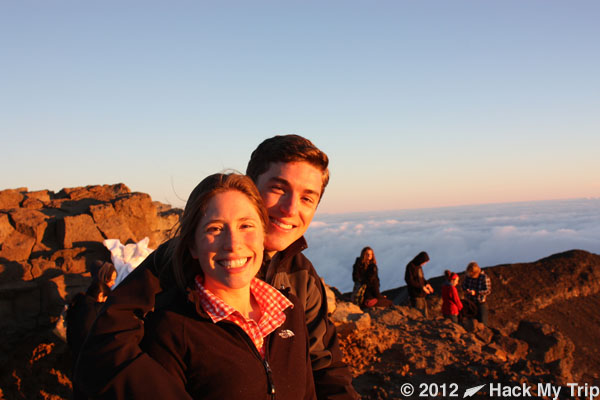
[141,288,315,399]
[77,237,358,399]
[405,261,427,298]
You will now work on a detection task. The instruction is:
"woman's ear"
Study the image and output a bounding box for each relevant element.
[189,243,198,259]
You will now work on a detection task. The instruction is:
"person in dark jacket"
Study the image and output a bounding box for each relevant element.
[77,135,358,399]
[404,251,433,318]
[352,247,392,308]
[66,279,111,399]
[138,173,315,399]
[351,247,372,303]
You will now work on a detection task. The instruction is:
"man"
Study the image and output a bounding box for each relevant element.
[404,251,433,318]
[77,135,358,399]
[462,261,491,326]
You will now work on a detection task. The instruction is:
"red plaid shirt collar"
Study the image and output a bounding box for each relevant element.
[194,276,293,358]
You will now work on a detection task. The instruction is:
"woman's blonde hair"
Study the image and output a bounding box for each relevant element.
[168,173,268,292]
[466,261,481,277]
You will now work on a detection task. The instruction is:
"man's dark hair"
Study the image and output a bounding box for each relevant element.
[246,134,330,198]
[410,251,430,266]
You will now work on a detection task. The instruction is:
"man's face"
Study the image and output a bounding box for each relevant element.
[255,161,323,254]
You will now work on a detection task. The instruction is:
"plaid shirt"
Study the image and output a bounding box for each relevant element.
[195,276,293,358]
[462,272,491,303]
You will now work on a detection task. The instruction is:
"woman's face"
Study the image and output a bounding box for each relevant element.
[106,271,117,289]
[365,250,374,262]
[189,190,264,292]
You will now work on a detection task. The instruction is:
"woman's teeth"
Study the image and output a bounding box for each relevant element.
[218,258,249,268]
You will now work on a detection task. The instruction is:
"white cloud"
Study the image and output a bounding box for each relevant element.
[304,199,600,293]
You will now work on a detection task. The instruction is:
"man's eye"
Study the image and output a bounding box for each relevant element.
[302,196,316,205]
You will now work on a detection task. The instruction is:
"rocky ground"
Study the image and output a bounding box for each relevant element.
[1,186,599,399]
[331,250,600,399]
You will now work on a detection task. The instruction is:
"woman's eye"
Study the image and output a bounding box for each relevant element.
[206,226,222,233]
[271,185,285,193]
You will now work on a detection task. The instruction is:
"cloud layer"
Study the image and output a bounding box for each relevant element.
[304,198,600,292]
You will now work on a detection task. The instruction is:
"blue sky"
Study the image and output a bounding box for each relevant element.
[2,1,599,213]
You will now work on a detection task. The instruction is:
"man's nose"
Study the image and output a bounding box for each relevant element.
[279,193,299,216]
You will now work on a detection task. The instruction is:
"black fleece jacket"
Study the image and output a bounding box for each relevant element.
[76,237,358,399]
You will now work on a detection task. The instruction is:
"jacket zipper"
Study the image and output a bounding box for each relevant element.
[224,322,276,399]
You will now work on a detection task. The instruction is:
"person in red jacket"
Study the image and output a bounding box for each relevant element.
[441,270,463,323]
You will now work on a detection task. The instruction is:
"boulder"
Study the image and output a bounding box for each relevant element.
[513,321,575,364]
[0,188,26,210]
[113,193,160,246]
[331,301,372,334]
[89,203,135,244]
[0,213,13,242]
[0,229,36,261]
[58,214,105,249]
[9,208,49,246]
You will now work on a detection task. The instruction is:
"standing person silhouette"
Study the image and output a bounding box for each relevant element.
[405,251,433,318]
[77,135,358,399]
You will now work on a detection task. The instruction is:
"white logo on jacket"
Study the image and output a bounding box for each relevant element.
[278,329,295,339]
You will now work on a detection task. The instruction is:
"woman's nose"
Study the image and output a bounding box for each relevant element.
[222,227,242,250]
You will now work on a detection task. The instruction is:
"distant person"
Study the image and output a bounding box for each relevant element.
[441,270,463,323]
[352,247,393,308]
[462,261,491,326]
[95,260,117,289]
[67,260,116,361]
[66,279,111,400]
[351,246,373,303]
[139,173,315,398]
[404,251,433,317]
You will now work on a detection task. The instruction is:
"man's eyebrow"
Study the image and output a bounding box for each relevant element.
[268,177,290,186]
[269,177,321,197]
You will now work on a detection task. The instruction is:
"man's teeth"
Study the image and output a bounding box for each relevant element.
[219,258,249,268]
[272,219,293,230]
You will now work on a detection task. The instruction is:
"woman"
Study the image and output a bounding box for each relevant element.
[351,247,374,297]
[141,173,315,399]
[95,260,117,289]
[441,270,463,323]
[352,247,392,308]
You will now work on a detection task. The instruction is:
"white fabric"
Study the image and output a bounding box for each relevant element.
[103,237,154,288]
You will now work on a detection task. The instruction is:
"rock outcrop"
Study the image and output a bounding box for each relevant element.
[0,185,181,348]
